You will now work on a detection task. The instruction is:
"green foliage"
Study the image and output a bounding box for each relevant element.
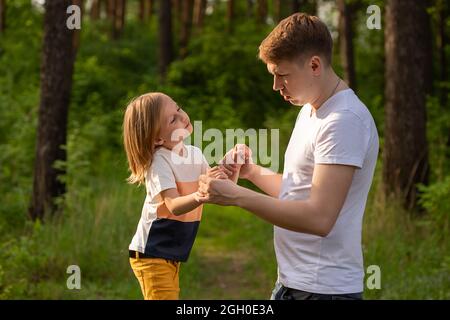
[418,176,450,240]
[0,0,42,231]
[160,21,283,131]
[0,0,449,300]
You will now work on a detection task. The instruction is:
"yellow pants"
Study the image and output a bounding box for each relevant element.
[129,256,180,300]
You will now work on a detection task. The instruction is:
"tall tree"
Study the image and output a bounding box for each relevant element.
[29,0,77,220]
[158,0,173,79]
[90,0,101,20]
[337,0,356,90]
[172,0,181,30]
[193,0,206,29]
[257,0,268,24]
[291,0,300,13]
[179,0,194,58]
[139,0,153,22]
[227,0,235,33]
[72,0,83,53]
[434,0,450,156]
[247,0,254,18]
[383,0,432,210]
[436,0,448,104]
[107,0,115,19]
[113,0,126,39]
[107,0,125,39]
[0,0,5,32]
[273,0,281,22]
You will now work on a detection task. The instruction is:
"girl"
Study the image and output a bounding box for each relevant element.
[123,92,233,300]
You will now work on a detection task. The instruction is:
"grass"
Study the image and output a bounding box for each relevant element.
[0,159,448,300]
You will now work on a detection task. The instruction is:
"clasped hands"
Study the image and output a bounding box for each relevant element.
[195,144,252,205]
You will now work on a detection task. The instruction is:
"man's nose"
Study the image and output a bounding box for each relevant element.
[273,76,283,91]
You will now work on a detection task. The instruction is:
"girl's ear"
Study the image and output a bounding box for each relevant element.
[154,138,164,146]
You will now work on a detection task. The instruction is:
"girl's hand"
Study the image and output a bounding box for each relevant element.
[220,144,253,181]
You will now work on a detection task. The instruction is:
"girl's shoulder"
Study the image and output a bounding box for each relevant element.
[186,144,203,154]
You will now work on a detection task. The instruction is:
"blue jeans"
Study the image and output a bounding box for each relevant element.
[270,281,363,300]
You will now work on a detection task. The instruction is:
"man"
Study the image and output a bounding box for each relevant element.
[198,13,379,300]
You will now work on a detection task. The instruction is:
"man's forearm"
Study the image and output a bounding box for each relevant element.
[234,186,332,237]
[247,164,283,198]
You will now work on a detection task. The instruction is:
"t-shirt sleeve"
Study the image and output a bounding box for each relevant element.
[314,112,369,169]
[146,156,177,199]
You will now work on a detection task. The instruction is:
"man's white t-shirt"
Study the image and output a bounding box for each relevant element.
[276,88,379,294]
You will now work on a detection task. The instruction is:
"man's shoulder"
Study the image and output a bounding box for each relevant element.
[325,90,374,129]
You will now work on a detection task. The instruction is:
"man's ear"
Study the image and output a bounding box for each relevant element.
[310,56,322,76]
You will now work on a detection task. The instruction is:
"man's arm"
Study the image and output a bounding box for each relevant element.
[244,164,283,198]
[199,164,355,237]
[220,143,283,197]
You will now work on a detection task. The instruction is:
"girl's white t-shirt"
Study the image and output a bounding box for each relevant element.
[129,145,209,262]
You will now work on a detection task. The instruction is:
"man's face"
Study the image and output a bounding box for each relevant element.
[267,57,317,106]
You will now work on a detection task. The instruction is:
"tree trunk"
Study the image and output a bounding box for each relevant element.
[179,0,193,58]
[273,0,281,22]
[436,0,448,105]
[436,0,450,156]
[107,0,115,20]
[291,0,300,13]
[383,0,432,210]
[139,0,153,22]
[169,0,183,35]
[338,0,356,90]
[227,0,234,33]
[139,0,146,21]
[193,0,206,29]
[29,0,77,221]
[112,0,125,39]
[148,0,154,20]
[0,0,5,32]
[90,0,101,20]
[158,0,173,80]
[72,0,83,53]
[247,0,254,18]
[257,0,267,24]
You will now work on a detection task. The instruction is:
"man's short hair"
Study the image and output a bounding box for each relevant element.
[258,13,333,66]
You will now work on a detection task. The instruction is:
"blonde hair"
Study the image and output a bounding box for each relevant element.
[258,13,333,66]
[123,92,165,185]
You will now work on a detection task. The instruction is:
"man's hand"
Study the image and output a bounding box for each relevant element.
[220,144,253,181]
[197,174,241,206]
[195,167,228,204]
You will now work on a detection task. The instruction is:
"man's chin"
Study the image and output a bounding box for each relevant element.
[289,99,303,106]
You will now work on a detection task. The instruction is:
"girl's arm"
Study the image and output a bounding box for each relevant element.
[160,167,228,216]
[160,189,202,216]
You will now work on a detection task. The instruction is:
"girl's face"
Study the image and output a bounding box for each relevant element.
[156,95,193,150]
